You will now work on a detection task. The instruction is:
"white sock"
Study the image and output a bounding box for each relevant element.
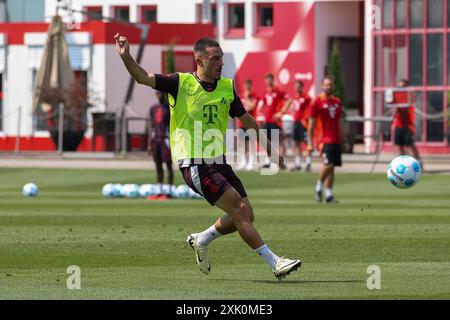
[156,183,162,195]
[326,188,333,198]
[196,225,222,247]
[306,156,312,166]
[294,156,301,167]
[255,244,280,269]
[315,180,323,192]
[247,155,254,168]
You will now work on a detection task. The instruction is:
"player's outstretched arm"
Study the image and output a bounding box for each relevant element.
[114,33,156,88]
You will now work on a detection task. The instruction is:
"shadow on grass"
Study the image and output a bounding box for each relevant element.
[252,279,365,285]
[212,278,365,285]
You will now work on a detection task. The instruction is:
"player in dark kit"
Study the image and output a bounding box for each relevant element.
[308,76,346,203]
[147,90,173,200]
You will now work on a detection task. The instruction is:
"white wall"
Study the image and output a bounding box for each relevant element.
[314,1,360,94]
[4,46,36,136]
[0,2,6,22]
[45,0,197,23]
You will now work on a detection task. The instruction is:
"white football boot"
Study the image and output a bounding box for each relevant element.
[186,233,211,274]
[273,257,302,281]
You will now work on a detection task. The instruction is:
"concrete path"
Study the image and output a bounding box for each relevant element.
[1,151,448,174]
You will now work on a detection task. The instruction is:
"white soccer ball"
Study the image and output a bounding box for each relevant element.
[139,184,156,197]
[188,187,203,199]
[162,184,171,195]
[175,185,191,198]
[122,184,140,198]
[387,155,421,189]
[169,185,178,198]
[102,183,120,197]
[22,183,39,197]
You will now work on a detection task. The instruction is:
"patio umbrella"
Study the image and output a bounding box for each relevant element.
[32,15,75,116]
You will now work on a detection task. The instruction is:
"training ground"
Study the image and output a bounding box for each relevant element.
[0,152,449,299]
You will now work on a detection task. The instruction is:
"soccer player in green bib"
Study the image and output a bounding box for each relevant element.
[115,33,301,280]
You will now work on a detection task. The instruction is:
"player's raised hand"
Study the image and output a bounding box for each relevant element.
[114,33,129,56]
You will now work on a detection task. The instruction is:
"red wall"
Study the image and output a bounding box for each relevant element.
[235,2,315,96]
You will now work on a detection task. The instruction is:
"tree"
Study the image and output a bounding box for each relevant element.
[328,41,346,107]
[164,41,176,74]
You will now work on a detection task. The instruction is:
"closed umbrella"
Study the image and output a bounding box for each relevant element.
[32,15,76,152]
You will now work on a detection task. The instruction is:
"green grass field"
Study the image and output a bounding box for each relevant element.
[0,167,449,299]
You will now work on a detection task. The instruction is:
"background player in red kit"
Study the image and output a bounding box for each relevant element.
[307,76,346,203]
[147,90,173,200]
[278,80,312,171]
[392,79,423,168]
[236,79,258,171]
[261,73,288,169]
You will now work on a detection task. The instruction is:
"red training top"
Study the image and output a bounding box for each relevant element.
[310,94,343,144]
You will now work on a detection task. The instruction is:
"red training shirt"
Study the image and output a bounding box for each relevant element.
[310,94,343,144]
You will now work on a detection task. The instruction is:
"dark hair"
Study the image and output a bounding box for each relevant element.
[296,80,304,86]
[194,37,220,54]
[244,79,252,85]
[323,75,335,84]
[265,73,274,80]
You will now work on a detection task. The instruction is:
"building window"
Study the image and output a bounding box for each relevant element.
[229,3,245,29]
[85,6,102,21]
[448,0,450,27]
[374,36,382,86]
[427,0,443,28]
[113,6,129,22]
[382,35,394,87]
[395,35,407,82]
[140,5,157,23]
[255,3,273,35]
[258,4,273,27]
[447,34,450,84]
[395,0,406,28]
[383,0,393,28]
[427,91,444,141]
[409,34,423,86]
[197,2,217,26]
[410,0,423,29]
[427,33,443,86]
[226,3,245,37]
[373,0,450,147]
[414,92,424,141]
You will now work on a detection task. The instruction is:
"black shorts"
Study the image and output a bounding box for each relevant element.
[180,162,247,206]
[293,122,307,142]
[152,139,172,163]
[261,123,283,142]
[394,127,414,146]
[321,143,342,166]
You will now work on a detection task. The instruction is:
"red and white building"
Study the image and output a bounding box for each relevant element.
[0,0,448,154]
